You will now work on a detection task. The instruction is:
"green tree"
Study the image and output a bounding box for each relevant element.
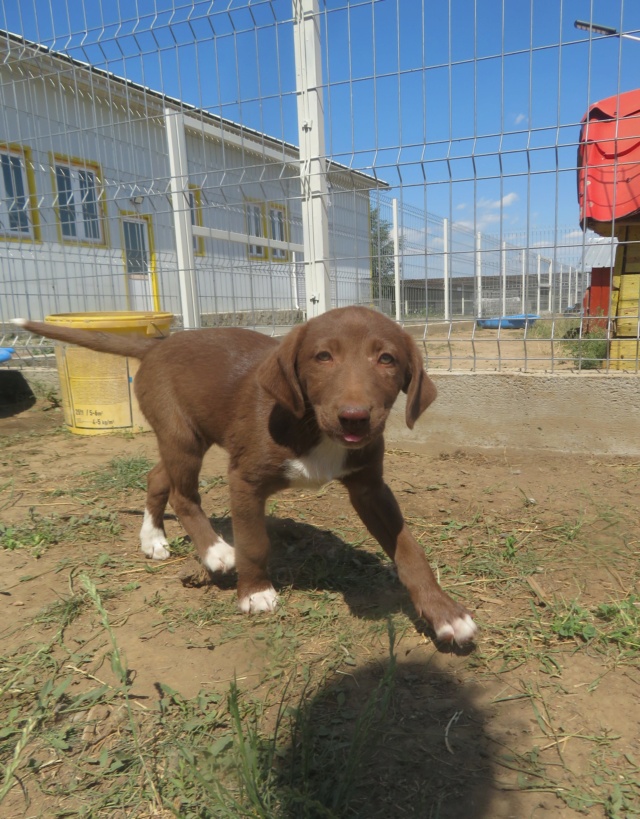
[370,206,395,303]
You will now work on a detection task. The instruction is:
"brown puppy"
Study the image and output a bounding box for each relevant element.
[13,307,477,645]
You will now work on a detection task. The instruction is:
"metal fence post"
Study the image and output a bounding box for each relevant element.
[291,251,300,310]
[475,231,482,318]
[165,109,201,329]
[392,198,401,322]
[443,217,450,321]
[501,241,507,317]
[293,0,331,318]
[521,249,526,313]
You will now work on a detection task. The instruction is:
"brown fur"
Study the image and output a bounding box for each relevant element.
[16,307,476,645]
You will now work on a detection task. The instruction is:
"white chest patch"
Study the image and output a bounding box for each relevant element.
[284,436,350,488]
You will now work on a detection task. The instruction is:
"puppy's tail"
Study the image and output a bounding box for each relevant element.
[11,317,166,360]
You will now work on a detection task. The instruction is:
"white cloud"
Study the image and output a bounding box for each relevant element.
[478,192,519,210]
[454,212,502,231]
[446,191,520,232]
[514,113,527,125]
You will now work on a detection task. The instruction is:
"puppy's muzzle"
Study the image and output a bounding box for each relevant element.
[338,405,371,444]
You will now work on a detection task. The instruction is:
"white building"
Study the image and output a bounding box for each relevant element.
[0,30,384,327]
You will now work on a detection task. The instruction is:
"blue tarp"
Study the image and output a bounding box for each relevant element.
[476,315,539,330]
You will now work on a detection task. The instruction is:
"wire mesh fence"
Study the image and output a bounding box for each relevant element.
[1,0,640,372]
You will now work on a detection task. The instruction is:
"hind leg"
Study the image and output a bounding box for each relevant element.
[158,436,235,574]
[140,461,171,560]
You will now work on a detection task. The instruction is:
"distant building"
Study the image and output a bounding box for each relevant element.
[0,30,385,325]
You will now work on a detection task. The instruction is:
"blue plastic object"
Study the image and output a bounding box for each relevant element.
[477,314,539,330]
[0,347,15,363]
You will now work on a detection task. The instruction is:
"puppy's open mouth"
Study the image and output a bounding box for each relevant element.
[321,426,372,447]
[342,432,366,444]
[318,412,386,448]
[330,422,385,447]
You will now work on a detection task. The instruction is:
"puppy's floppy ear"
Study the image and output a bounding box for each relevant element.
[257,323,307,418]
[402,333,437,429]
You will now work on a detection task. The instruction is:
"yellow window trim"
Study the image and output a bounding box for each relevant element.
[267,201,290,263]
[119,211,160,312]
[244,198,291,263]
[0,143,41,243]
[245,198,268,261]
[50,152,109,248]
[189,184,206,257]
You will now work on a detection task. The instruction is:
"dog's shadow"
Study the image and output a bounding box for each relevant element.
[178,513,467,651]
[265,515,408,617]
[0,371,36,417]
[272,656,498,819]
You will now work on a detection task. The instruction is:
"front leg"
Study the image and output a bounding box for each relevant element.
[228,470,278,614]
[343,473,477,646]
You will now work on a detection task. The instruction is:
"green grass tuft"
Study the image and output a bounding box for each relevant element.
[562,327,609,370]
[0,508,120,554]
[82,455,153,494]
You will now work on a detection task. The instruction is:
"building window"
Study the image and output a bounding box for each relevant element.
[269,204,289,261]
[246,201,289,261]
[188,185,205,256]
[247,201,267,260]
[123,218,149,275]
[53,157,105,245]
[0,147,37,239]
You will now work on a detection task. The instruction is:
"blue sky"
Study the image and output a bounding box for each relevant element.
[4,0,640,237]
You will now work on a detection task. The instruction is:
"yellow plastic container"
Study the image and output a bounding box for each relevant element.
[46,311,173,435]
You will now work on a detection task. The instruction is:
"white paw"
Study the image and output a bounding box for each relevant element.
[144,540,171,560]
[202,538,236,574]
[436,614,478,646]
[140,509,170,560]
[237,586,279,614]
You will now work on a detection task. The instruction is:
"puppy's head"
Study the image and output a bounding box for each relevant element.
[258,307,436,447]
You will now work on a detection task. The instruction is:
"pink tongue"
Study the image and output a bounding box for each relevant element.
[343,433,363,443]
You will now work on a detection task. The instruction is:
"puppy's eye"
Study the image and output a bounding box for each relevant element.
[316,351,333,362]
[378,353,395,365]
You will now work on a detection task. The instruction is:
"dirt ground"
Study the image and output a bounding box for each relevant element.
[1,400,639,818]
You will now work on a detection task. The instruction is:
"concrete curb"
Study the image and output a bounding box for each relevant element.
[386,370,640,456]
[14,367,640,457]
